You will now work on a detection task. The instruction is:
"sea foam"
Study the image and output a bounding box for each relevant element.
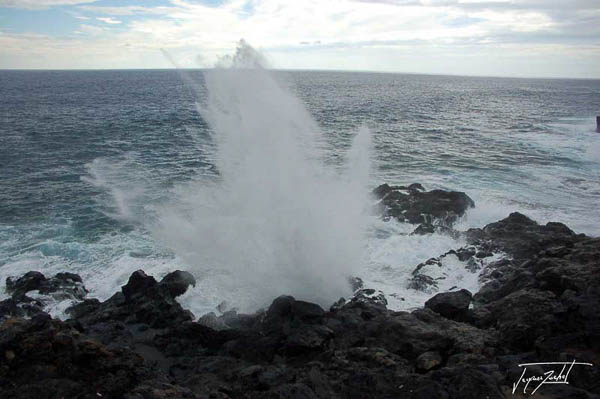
[151,41,373,311]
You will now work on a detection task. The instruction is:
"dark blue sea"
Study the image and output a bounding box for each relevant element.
[1,69,600,315]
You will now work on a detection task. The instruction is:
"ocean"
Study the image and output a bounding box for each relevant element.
[1,68,600,318]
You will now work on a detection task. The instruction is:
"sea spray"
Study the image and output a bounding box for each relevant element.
[153,41,373,311]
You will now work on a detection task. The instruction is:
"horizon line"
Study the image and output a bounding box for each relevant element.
[1,67,599,81]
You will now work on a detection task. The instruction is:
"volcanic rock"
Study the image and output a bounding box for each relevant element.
[373,183,475,227]
[2,210,600,398]
[425,289,472,321]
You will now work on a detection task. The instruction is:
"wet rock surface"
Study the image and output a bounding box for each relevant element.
[466,211,583,261]
[425,289,472,322]
[373,183,475,227]
[1,271,88,321]
[1,207,600,398]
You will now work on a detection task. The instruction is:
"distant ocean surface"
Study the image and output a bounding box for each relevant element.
[1,70,600,316]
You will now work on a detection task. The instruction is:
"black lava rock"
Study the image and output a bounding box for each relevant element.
[425,289,472,321]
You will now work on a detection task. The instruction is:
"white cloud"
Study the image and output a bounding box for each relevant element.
[1,0,599,77]
[0,0,98,9]
[97,17,122,25]
[78,24,104,35]
[79,5,172,16]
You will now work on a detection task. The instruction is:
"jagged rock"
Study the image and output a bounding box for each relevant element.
[412,223,436,235]
[408,246,488,296]
[479,289,567,351]
[413,257,442,274]
[407,274,439,292]
[412,308,498,358]
[346,289,388,316]
[474,268,536,304]
[467,212,582,261]
[122,270,157,300]
[6,271,46,298]
[264,295,325,328]
[431,366,505,399]
[425,289,472,321]
[0,296,45,321]
[158,270,196,298]
[2,271,88,321]
[446,247,477,262]
[2,211,599,399]
[67,270,194,330]
[6,271,87,301]
[411,223,458,237]
[284,324,333,354]
[40,272,87,299]
[198,312,230,331]
[416,351,442,371]
[373,183,475,226]
[345,346,407,368]
[0,316,168,399]
[329,297,346,312]
[218,309,262,330]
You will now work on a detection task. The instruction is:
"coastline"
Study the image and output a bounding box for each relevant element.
[1,184,599,399]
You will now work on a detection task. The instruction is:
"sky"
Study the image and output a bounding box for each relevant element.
[0,0,599,78]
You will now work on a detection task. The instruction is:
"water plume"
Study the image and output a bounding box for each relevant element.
[153,41,372,310]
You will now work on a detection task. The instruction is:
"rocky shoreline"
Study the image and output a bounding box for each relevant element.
[1,184,599,399]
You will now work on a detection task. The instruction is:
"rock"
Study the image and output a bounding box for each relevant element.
[408,183,425,192]
[198,312,229,331]
[329,297,346,312]
[372,183,394,198]
[284,325,333,354]
[6,271,87,301]
[412,223,436,235]
[2,271,88,320]
[3,212,599,399]
[217,300,228,313]
[409,250,483,295]
[481,289,567,351]
[123,383,200,399]
[347,289,388,316]
[450,247,477,262]
[372,183,474,227]
[425,289,472,321]
[407,274,439,292]
[264,295,325,328]
[5,349,15,361]
[411,223,458,237]
[65,298,101,319]
[40,272,87,298]
[0,316,164,399]
[471,212,581,261]
[158,270,196,298]
[345,346,407,368]
[416,351,442,371]
[122,270,158,301]
[411,308,497,358]
[435,366,504,399]
[6,271,46,298]
[0,295,47,321]
[474,268,536,304]
[68,270,194,330]
[268,383,317,399]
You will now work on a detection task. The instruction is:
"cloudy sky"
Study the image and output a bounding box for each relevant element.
[0,0,599,78]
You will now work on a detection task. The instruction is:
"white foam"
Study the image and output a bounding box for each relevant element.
[149,41,373,311]
[27,290,78,321]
